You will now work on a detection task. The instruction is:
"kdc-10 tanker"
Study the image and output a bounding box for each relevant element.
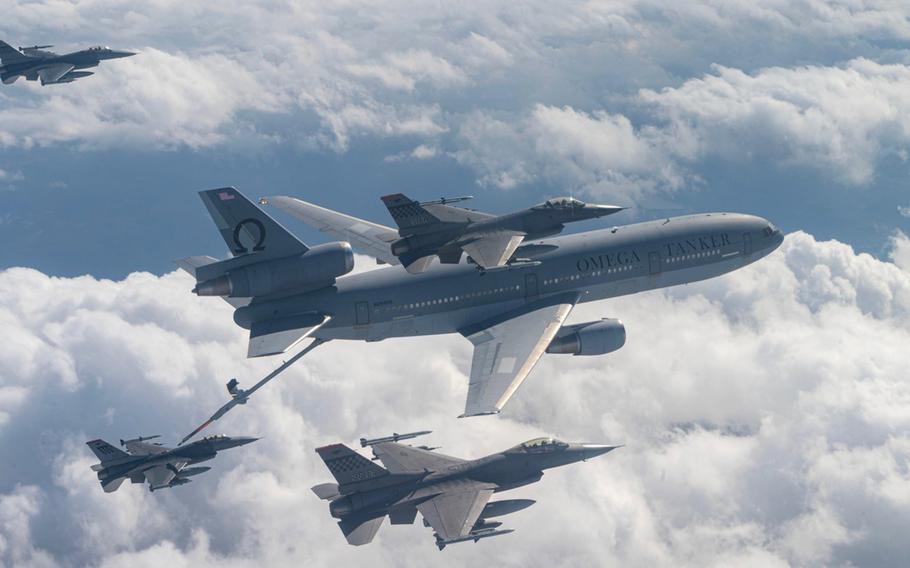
[180,187,783,417]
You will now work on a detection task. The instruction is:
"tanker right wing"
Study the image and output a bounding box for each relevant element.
[458,293,580,417]
[264,196,401,265]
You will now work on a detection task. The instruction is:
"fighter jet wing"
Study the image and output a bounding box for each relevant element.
[265,196,401,265]
[371,442,464,474]
[37,63,74,85]
[416,481,495,541]
[123,440,168,456]
[458,293,580,417]
[143,464,179,489]
[461,232,525,268]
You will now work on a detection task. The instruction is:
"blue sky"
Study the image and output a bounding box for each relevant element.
[2,2,910,567]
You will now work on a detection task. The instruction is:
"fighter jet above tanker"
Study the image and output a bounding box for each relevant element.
[179,187,783,417]
[86,434,257,493]
[260,193,622,273]
[0,40,135,85]
[312,431,619,549]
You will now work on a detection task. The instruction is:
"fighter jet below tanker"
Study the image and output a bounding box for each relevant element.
[312,432,619,549]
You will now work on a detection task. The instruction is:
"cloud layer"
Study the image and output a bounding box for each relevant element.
[1,231,909,567]
[4,1,910,199]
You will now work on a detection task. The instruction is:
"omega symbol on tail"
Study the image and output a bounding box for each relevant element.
[232,218,266,254]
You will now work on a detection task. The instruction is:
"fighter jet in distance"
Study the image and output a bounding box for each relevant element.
[179,187,783,417]
[264,193,624,272]
[312,433,619,549]
[0,40,135,85]
[86,434,257,493]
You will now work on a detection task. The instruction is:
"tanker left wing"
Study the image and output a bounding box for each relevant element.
[264,196,401,265]
[458,294,579,417]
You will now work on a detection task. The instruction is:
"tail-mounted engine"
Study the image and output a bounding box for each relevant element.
[193,242,354,298]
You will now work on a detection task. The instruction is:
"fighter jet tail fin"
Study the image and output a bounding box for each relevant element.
[315,443,390,487]
[86,439,130,463]
[381,193,440,232]
[0,41,30,65]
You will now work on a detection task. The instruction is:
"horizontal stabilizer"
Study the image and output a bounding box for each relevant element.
[248,314,330,358]
[264,195,401,265]
[311,482,340,500]
[101,477,127,493]
[339,514,384,546]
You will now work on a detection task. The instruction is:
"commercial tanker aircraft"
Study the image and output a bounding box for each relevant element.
[180,187,783,417]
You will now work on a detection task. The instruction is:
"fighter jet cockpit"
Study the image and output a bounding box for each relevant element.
[88,45,111,51]
[201,434,227,442]
[533,197,586,210]
[508,437,570,454]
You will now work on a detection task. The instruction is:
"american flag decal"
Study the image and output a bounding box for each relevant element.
[218,191,235,201]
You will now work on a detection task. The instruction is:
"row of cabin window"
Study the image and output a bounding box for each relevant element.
[665,249,721,263]
[543,263,637,286]
[375,285,523,312]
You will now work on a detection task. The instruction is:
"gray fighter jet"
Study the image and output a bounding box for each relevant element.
[312,432,619,549]
[0,41,135,85]
[269,193,623,273]
[86,434,257,493]
[179,187,783,417]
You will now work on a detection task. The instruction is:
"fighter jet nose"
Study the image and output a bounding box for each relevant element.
[578,444,621,460]
[111,50,137,59]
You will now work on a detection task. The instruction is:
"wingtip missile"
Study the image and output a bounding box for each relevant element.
[435,528,514,550]
[359,430,432,447]
[120,434,161,447]
[420,195,474,206]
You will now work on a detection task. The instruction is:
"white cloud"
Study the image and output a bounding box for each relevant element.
[640,58,910,185]
[1,230,910,566]
[458,104,693,197]
[1,0,909,194]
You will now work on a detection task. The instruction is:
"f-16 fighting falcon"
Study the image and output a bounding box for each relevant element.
[312,432,619,549]
[287,193,622,272]
[86,434,257,493]
[0,41,135,85]
[264,193,623,273]
[180,186,783,417]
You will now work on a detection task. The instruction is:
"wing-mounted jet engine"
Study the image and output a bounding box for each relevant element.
[546,318,626,356]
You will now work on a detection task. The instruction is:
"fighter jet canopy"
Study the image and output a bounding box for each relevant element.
[508,437,569,453]
[533,196,586,210]
[88,45,111,51]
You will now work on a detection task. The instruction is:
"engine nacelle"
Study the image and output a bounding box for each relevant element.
[194,242,354,298]
[546,318,626,356]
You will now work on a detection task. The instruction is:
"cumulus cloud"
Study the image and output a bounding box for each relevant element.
[3,0,910,196]
[640,58,910,185]
[453,104,693,198]
[1,231,909,566]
